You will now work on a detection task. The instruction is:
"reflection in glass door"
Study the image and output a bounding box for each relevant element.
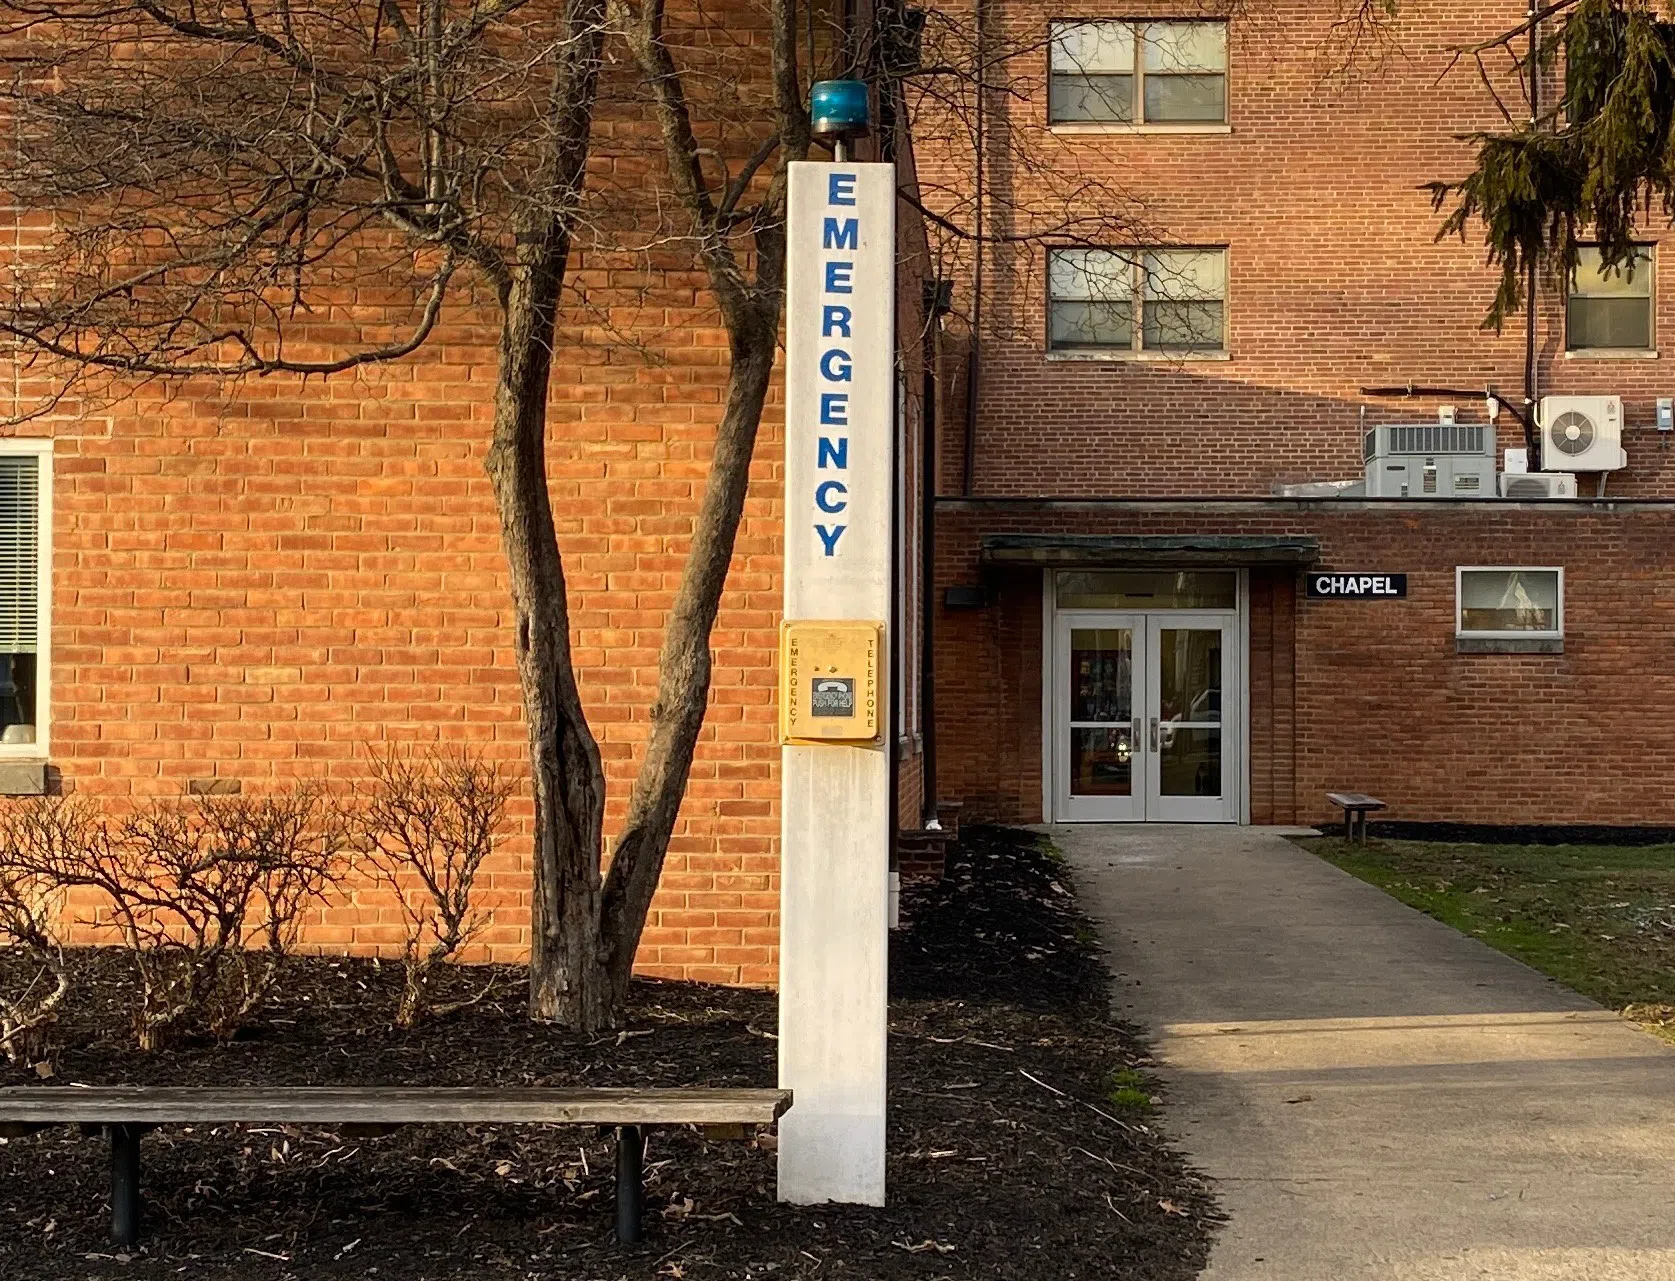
[1147,619,1228,822]
[1055,617,1143,822]
[1051,601,1238,824]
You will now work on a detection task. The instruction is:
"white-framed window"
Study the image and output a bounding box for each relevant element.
[1568,245,1654,351]
[1048,20,1229,125]
[0,441,51,759]
[1048,246,1227,354]
[1456,567,1563,640]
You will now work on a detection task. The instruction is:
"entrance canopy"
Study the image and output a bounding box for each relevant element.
[980,533,1322,568]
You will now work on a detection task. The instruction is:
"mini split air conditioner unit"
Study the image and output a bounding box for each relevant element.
[1539,395,1627,471]
[1499,471,1578,499]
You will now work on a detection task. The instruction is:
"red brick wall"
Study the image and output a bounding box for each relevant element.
[8,38,932,982]
[1246,568,1297,826]
[917,3,1675,833]
[935,502,1675,829]
[927,0,1675,500]
[32,283,791,978]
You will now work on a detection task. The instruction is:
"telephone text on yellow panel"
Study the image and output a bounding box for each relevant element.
[779,620,883,744]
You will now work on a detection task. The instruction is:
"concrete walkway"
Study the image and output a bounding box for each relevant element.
[1052,824,1675,1281]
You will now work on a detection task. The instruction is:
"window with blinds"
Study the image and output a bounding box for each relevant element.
[0,452,45,747]
[1568,246,1654,351]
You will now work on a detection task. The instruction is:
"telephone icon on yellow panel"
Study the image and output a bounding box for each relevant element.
[779,620,883,744]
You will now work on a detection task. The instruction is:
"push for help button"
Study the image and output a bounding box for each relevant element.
[810,677,856,717]
[779,620,882,744]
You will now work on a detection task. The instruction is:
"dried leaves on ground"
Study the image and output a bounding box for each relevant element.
[0,826,1217,1279]
[1304,835,1675,1014]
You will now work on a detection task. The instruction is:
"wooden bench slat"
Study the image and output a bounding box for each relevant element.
[0,1086,791,1248]
[1325,792,1385,809]
[0,1086,791,1127]
[1325,791,1385,844]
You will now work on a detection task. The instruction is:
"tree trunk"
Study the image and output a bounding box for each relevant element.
[488,297,611,1029]
[599,306,779,1001]
[592,0,808,1010]
[484,0,613,1030]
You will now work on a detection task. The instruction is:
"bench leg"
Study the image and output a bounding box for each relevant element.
[615,1125,644,1245]
[110,1123,142,1247]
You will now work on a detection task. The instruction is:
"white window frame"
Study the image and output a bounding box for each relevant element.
[1566,244,1656,355]
[1046,19,1230,131]
[1047,245,1229,357]
[0,439,52,761]
[1455,566,1563,641]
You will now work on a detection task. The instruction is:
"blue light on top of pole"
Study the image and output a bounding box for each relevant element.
[809,80,871,141]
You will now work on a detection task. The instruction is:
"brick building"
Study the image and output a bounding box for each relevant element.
[1,0,1667,983]
[0,9,934,982]
[923,0,1675,830]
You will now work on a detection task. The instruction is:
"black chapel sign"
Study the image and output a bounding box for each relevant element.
[1307,572,1407,600]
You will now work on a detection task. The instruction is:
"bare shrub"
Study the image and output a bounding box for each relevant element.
[0,802,75,1066]
[10,788,349,1051]
[359,746,512,1028]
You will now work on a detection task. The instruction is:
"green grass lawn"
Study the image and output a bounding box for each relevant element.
[1297,836,1675,1026]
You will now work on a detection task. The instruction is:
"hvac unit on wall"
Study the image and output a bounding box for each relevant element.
[1539,395,1627,471]
[1499,472,1578,499]
[1363,423,1496,498]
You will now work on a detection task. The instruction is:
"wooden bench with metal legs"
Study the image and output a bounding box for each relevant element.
[1325,791,1387,843]
[0,1085,792,1248]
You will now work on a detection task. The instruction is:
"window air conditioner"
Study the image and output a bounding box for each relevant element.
[1498,471,1578,499]
[1539,395,1626,471]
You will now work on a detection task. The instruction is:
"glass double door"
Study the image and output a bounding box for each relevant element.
[1054,612,1233,823]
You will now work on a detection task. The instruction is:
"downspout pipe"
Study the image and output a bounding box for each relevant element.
[920,293,946,826]
[961,0,985,495]
[1524,3,1542,466]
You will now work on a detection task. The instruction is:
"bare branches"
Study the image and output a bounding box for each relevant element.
[901,6,1159,349]
[0,250,461,378]
[1432,0,1576,125]
[611,0,757,318]
[0,820,70,1066]
[3,788,349,1051]
[0,0,592,391]
[1448,0,1580,60]
[357,745,512,1027]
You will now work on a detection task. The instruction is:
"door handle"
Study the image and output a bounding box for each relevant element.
[1149,717,1159,753]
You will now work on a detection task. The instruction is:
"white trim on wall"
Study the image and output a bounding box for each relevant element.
[0,438,52,762]
[1455,565,1565,640]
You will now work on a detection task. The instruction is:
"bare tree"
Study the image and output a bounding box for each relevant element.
[0,0,798,1030]
[0,0,1167,1030]
[0,0,625,1027]
[359,745,512,1027]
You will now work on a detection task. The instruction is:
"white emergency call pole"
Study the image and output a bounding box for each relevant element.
[776,79,894,1207]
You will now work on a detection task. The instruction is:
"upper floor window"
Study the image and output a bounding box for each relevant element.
[0,442,50,758]
[1568,245,1654,351]
[1048,247,1227,354]
[1048,21,1228,125]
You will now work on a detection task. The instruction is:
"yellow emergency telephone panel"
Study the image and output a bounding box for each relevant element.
[779,620,883,744]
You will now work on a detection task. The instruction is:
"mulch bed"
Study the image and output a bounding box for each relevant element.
[0,826,1218,1279]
